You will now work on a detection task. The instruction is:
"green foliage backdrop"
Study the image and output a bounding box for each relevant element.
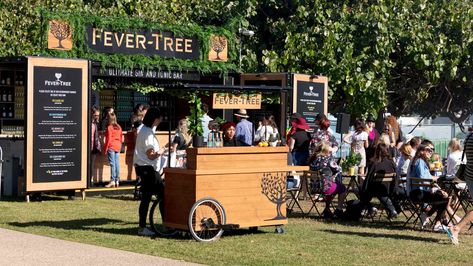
[2,0,473,120]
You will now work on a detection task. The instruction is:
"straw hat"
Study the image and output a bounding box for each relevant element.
[234,109,249,118]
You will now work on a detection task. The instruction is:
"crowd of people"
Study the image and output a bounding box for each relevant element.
[91,104,473,243]
[285,112,473,245]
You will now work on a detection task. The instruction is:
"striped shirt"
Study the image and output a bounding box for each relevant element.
[464,133,473,181]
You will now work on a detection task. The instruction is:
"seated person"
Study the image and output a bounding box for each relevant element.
[361,143,401,219]
[308,141,346,219]
[221,121,249,147]
[408,144,460,229]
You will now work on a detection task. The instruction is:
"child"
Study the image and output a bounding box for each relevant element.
[308,141,347,218]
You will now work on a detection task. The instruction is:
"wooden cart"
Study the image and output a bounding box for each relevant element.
[161,146,308,242]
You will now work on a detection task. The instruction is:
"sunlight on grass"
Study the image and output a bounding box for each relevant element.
[0,195,472,265]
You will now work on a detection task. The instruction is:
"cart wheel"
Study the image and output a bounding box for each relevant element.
[275,225,285,234]
[188,197,226,242]
[149,198,178,237]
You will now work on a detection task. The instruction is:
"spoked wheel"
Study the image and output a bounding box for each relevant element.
[149,198,178,237]
[188,197,226,242]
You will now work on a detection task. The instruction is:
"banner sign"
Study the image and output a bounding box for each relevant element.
[212,93,262,109]
[292,75,328,132]
[26,57,88,192]
[91,67,200,81]
[86,26,200,60]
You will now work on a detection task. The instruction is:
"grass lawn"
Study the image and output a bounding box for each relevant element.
[0,194,472,265]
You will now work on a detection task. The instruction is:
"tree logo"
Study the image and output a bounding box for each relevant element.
[261,172,286,220]
[48,20,73,51]
[208,35,228,62]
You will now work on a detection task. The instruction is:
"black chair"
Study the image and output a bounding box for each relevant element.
[286,171,306,215]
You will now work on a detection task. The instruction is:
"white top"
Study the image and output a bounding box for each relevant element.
[351,131,368,141]
[201,114,212,142]
[254,125,279,146]
[133,126,162,172]
[446,150,463,176]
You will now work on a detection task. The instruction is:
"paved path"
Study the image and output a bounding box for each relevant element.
[0,228,201,266]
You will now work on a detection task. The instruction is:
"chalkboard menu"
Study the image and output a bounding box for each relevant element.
[292,74,328,132]
[26,57,88,192]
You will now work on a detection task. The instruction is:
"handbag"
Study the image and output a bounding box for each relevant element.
[456,133,472,181]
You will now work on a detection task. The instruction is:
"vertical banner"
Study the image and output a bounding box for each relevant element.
[26,57,88,192]
[292,74,328,132]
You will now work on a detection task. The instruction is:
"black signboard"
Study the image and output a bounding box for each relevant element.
[86,26,200,60]
[32,66,83,183]
[296,80,325,131]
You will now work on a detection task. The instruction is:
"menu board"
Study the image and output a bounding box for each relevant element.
[26,57,88,192]
[292,74,328,132]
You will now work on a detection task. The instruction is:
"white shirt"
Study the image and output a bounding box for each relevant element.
[201,114,212,142]
[133,126,161,172]
[254,125,278,145]
[446,150,463,176]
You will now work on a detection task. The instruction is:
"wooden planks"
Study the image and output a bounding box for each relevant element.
[163,147,304,229]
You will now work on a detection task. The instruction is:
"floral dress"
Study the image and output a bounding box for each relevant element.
[309,155,342,193]
[350,131,368,167]
[310,129,339,154]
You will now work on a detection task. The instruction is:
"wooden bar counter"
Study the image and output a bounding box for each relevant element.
[163,146,308,230]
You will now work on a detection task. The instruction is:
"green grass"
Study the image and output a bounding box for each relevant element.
[0,195,472,265]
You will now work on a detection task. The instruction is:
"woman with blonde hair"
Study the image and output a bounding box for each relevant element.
[397,143,412,176]
[170,119,192,167]
[308,141,346,219]
[446,138,463,176]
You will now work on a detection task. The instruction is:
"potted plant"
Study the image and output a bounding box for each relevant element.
[187,93,205,147]
[341,153,362,176]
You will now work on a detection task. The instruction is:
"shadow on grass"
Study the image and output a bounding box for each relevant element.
[101,194,138,202]
[8,218,138,236]
[322,229,441,243]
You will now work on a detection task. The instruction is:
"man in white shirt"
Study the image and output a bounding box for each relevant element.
[201,103,212,143]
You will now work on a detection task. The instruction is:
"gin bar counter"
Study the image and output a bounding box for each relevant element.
[163,146,308,230]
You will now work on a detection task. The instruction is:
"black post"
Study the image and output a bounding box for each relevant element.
[167,93,171,168]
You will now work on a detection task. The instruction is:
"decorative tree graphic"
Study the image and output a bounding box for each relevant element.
[210,36,227,60]
[50,20,71,49]
[261,172,286,220]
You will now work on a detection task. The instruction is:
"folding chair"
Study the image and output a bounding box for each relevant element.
[286,171,306,215]
[363,172,398,221]
[303,170,326,217]
[403,177,447,229]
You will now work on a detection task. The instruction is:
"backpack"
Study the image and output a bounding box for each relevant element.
[341,200,364,221]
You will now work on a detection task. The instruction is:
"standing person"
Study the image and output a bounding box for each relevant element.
[289,117,312,166]
[103,113,123,188]
[134,108,166,237]
[234,109,253,146]
[310,116,339,155]
[201,103,212,143]
[255,115,279,147]
[90,106,101,186]
[101,106,114,131]
[170,119,192,167]
[221,121,248,146]
[365,114,380,169]
[129,103,145,131]
[343,119,369,175]
[446,138,463,176]
[384,115,403,149]
[448,131,473,244]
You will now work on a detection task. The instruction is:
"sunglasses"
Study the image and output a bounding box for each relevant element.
[425,148,433,153]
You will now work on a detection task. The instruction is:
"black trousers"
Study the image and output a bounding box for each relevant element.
[409,189,448,222]
[361,182,400,214]
[135,165,165,228]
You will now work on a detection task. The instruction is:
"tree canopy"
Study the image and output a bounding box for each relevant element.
[1,0,473,121]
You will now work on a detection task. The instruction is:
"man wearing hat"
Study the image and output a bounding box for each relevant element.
[234,109,253,146]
